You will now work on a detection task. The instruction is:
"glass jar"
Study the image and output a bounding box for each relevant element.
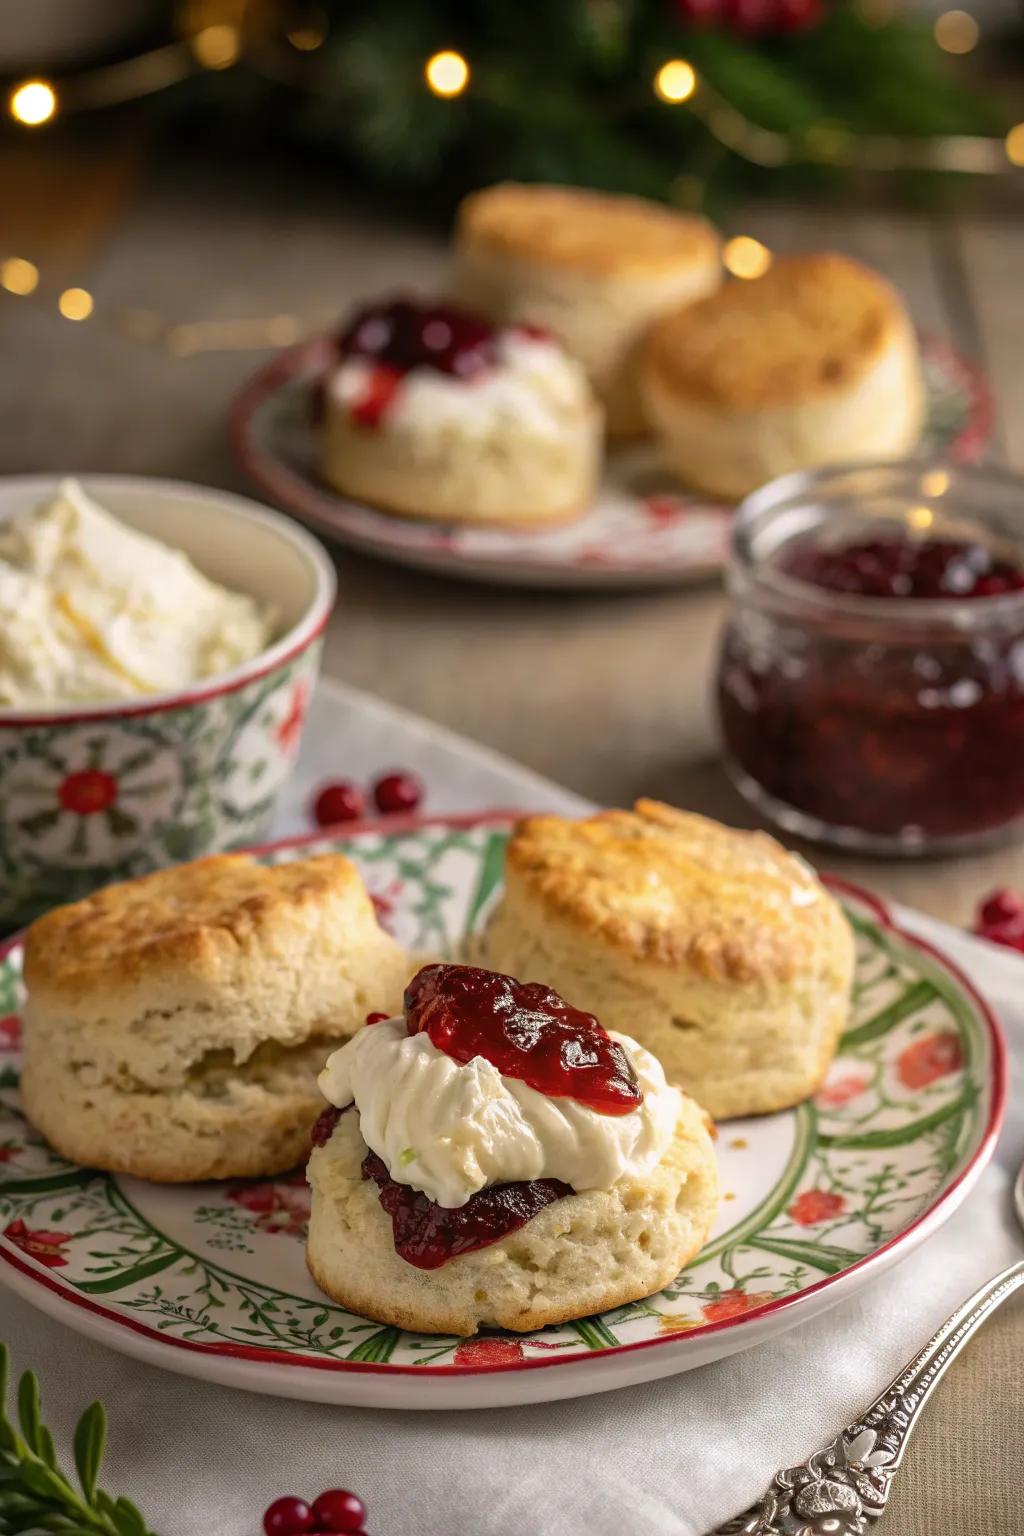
[715,461,1024,856]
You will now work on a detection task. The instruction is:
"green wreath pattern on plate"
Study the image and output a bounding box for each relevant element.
[0,820,989,1369]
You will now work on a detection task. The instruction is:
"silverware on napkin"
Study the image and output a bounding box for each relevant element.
[711,1158,1024,1535]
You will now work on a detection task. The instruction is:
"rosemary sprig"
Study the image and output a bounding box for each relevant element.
[0,1343,156,1535]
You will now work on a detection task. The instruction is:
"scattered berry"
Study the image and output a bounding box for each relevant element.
[372,771,423,816]
[365,1011,389,1025]
[974,887,1024,953]
[312,781,366,828]
[264,1497,315,1536]
[311,1490,367,1533]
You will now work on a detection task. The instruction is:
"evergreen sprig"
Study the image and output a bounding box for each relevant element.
[0,1345,156,1536]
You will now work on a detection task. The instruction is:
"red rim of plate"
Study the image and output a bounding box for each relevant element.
[227,331,993,580]
[0,811,1008,1381]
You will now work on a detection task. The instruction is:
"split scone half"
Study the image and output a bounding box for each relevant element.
[306,964,719,1335]
[477,800,855,1121]
[21,853,413,1182]
[454,183,721,440]
[642,252,924,500]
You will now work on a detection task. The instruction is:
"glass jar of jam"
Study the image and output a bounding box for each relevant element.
[716,462,1024,855]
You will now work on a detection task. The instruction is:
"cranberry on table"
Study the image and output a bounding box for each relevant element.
[263,1497,315,1536]
[311,781,366,827]
[372,771,423,815]
[310,1490,367,1533]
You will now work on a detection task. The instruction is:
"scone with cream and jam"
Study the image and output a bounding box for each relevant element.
[306,962,719,1336]
[321,297,601,527]
[476,800,854,1121]
[21,853,413,1182]
[454,183,721,439]
[642,252,924,500]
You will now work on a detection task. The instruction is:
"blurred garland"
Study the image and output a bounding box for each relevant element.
[3,0,1021,216]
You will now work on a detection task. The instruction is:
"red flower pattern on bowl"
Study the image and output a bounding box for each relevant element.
[276,680,310,755]
[896,1032,963,1091]
[57,769,118,816]
[228,1172,311,1236]
[452,1337,526,1368]
[816,1073,869,1108]
[701,1289,776,1323]
[788,1189,847,1226]
[4,1218,71,1267]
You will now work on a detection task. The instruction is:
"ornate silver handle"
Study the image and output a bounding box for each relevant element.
[712,1257,1024,1535]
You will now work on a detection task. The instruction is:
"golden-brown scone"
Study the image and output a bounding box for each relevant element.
[642,252,924,499]
[306,1094,718,1335]
[21,854,413,1181]
[476,800,854,1120]
[454,183,721,439]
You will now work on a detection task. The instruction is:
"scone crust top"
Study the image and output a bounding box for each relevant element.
[24,853,368,1002]
[457,183,720,277]
[504,799,844,985]
[644,253,912,410]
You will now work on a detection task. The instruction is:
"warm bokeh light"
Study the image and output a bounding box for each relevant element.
[0,257,39,296]
[933,10,979,53]
[287,23,327,51]
[9,80,57,126]
[723,235,772,280]
[654,59,697,105]
[1006,124,1024,167]
[425,50,469,98]
[58,288,94,321]
[920,469,950,497]
[192,23,241,70]
[907,505,935,531]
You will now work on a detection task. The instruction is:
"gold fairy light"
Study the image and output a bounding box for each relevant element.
[9,80,57,126]
[0,258,40,296]
[424,50,469,98]
[1006,124,1024,167]
[933,10,979,53]
[58,288,94,321]
[723,236,772,280]
[192,23,241,69]
[655,60,697,105]
[287,7,328,51]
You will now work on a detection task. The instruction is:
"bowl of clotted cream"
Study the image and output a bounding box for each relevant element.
[0,475,335,925]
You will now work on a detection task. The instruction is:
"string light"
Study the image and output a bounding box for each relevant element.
[424,50,469,99]
[58,288,94,322]
[723,236,772,280]
[933,10,979,53]
[1006,124,1024,167]
[920,469,950,497]
[191,24,241,69]
[286,7,328,51]
[9,79,57,126]
[0,258,39,296]
[654,59,697,105]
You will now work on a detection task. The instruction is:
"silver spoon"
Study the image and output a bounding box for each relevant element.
[712,1157,1024,1535]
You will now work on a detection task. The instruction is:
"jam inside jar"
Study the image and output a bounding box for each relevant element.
[716,463,1024,855]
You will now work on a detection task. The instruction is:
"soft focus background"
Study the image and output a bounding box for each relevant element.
[1,3,1022,1534]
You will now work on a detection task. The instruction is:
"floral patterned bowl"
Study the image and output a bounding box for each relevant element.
[0,475,336,927]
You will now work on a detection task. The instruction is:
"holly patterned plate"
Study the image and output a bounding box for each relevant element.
[229,334,992,591]
[0,813,1004,1410]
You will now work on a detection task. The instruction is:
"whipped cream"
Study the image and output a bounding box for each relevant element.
[317,1018,681,1209]
[329,330,592,441]
[0,480,274,706]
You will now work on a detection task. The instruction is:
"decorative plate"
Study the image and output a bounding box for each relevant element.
[0,813,1004,1410]
[229,334,992,591]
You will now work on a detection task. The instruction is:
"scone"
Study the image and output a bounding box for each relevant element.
[321,297,601,527]
[642,252,924,500]
[454,183,721,439]
[477,801,854,1120]
[20,853,413,1182]
[306,963,719,1335]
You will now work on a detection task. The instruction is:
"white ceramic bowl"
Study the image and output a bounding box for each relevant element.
[0,475,336,926]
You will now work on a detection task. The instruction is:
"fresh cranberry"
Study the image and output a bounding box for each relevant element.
[310,1490,366,1533]
[372,771,423,815]
[338,298,496,380]
[310,1106,342,1148]
[365,1011,389,1025]
[404,963,642,1115]
[264,1497,315,1536]
[978,888,1024,927]
[311,781,365,827]
[774,0,823,29]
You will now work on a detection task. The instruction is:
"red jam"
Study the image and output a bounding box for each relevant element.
[719,533,1024,845]
[338,298,497,381]
[362,1151,571,1270]
[310,1104,346,1148]
[404,963,641,1115]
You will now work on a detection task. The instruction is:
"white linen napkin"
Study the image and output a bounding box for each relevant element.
[2,682,1020,1535]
